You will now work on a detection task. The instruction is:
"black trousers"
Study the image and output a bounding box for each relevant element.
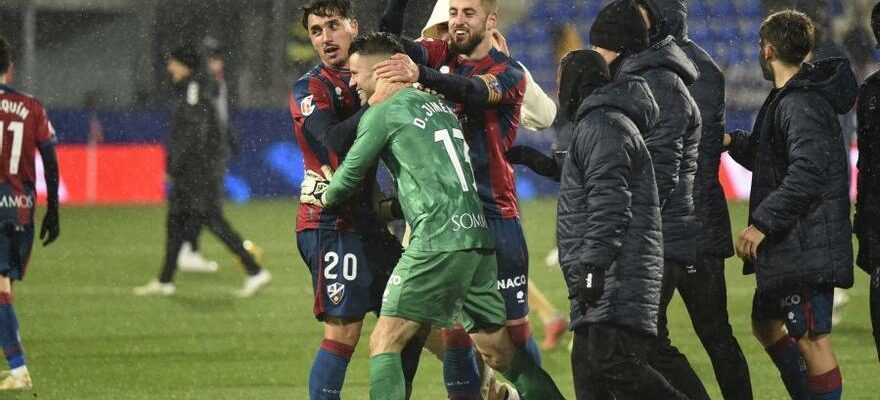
[647,259,711,400]
[871,266,880,361]
[680,255,753,399]
[159,207,260,283]
[572,323,688,400]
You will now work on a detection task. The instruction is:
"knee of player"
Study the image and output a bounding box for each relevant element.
[751,319,786,347]
[369,327,406,355]
[796,333,833,355]
[324,317,363,346]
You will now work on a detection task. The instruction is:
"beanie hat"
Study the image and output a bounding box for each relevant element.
[590,0,650,53]
[169,45,201,70]
[558,49,611,120]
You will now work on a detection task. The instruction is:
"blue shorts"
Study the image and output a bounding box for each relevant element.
[752,286,834,338]
[0,224,34,281]
[297,228,401,321]
[488,217,529,320]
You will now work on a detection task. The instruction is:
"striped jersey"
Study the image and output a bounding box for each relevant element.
[289,64,368,232]
[415,40,526,219]
[0,84,56,224]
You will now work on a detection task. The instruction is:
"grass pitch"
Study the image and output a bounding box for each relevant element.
[5,199,877,399]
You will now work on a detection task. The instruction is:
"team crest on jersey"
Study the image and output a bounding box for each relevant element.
[301,95,315,116]
[327,282,345,304]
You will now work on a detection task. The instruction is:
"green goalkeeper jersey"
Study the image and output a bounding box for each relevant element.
[323,87,493,252]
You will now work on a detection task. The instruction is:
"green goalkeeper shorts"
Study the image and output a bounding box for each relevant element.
[380,247,507,331]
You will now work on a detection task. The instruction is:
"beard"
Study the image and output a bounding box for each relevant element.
[451,30,485,56]
[759,55,775,82]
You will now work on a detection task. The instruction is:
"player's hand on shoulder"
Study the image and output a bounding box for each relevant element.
[300,166,333,207]
[374,54,419,84]
[40,204,60,246]
[489,29,510,57]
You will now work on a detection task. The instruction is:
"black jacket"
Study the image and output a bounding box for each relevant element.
[856,70,880,272]
[728,58,857,293]
[648,0,734,257]
[617,36,702,265]
[558,75,663,336]
[167,73,225,212]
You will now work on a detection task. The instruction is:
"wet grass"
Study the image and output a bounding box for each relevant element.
[5,199,876,399]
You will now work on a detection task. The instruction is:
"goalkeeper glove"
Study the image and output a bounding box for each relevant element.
[300,166,333,207]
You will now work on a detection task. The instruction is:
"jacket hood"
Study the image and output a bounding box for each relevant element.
[618,36,699,85]
[422,0,448,38]
[574,74,659,133]
[787,57,858,114]
[645,0,687,40]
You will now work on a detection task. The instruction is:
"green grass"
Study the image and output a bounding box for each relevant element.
[5,199,877,398]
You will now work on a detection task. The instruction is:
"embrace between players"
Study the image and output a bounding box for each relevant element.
[291,0,867,399]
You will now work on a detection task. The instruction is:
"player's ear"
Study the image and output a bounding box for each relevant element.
[763,43,775,61]
[486,12,497,30]
[349,19,359,36]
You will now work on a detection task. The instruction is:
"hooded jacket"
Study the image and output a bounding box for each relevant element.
[644,0,734,257]
[617,35,702,265]
[558,74,663,335]
[728,58,857,293]
[855,69,880,272]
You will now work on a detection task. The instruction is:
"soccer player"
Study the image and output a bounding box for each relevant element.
[300,31,564,400]
[855,0,880,362]
[412,0,568,351]
[0,35,61,390]
[557,48,687,400]
[588,1,709,398]
[725,10,857,400]
[855,3,880,358]
[374,1,543,396]
[636,1,753,398]
[133,45,271,297]
[289,2,418,398]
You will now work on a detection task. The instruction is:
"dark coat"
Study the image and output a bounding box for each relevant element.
[558,75,664,336]
[856,70,880,272]
[617,36,702,265]
[648,0,734,257]
[728,58,857,293]
[167,73,225,212]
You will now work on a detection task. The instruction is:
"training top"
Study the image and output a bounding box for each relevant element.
[324,88,492,252]
[0,84,56,224]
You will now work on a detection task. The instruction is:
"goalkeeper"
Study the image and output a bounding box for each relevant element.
[301,32,563,399]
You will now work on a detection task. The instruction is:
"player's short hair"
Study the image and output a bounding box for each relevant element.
[0,36,11,75]
[480,0,498,13]
[348,32,405,58]
[301,0,354,30]
[760,10,815,65]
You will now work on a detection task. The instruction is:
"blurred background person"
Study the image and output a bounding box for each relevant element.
[134,45,270,298]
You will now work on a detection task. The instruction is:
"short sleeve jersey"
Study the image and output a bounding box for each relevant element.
[415,40,526,219]
[324,88,492,252]
[0,84,56,224]
[290,64,370,232]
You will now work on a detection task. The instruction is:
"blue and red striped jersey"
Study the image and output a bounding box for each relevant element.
[418,40,526,219]
[0,84,56,225]
[289,64,366,232]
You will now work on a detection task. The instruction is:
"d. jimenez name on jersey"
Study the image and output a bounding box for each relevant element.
[411,98,456,130]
